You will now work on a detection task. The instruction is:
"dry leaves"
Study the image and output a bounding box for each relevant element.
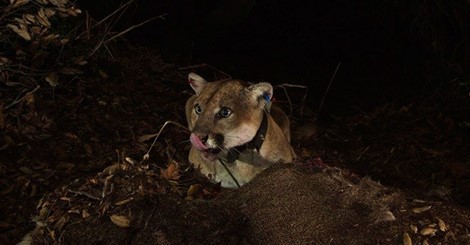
[412,206,432,213]
[110,214,130,228]
[420,227,438,236]
[161,161,180,181]
[10,0,29,9]
[402,232,412,245]
[7,23,31,40]
[45,73,59,87]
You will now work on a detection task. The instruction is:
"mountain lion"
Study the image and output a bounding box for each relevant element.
[186,73,295,188]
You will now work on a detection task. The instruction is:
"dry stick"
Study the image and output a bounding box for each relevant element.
[90,14,165,58]
[5,85,40,109]
[276,83,309,119]
[318,62,341,112]
[179,64,232,80]
[276,85,293,117]
[88,33,108,58]
[143,121,189,161]
[218,159,241,188]
[108,0,133,32]
[76,0,135,40]
[104,14,167,44]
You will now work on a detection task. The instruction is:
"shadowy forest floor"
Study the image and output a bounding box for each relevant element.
[1,45,469,244]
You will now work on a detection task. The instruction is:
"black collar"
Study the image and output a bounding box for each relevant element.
[226,111,268,163]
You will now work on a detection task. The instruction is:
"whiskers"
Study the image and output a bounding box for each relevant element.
[222,134,253,149]
[217,145,241,156]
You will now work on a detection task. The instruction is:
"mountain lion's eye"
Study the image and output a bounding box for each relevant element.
[219,107,232,118]
[195,104,202,114]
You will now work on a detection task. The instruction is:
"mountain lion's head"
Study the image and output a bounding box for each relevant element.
[185,73,273,160]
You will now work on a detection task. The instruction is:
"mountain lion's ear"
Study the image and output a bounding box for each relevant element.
[188,73,207,95]
[247,82,273,109]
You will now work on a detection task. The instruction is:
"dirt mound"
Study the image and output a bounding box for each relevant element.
[22,164,470,244]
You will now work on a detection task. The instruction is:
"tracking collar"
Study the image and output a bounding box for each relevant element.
[226,110,268,163]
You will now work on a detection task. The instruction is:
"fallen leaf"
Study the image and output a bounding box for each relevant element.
[19,166,33,175]
[437,217,447,232]
[24,14,36,24]
[37,8,51,28]
[49,0,67,7]
[402,232,412,245]
[412,206,431,213]
[410,224,418,233]
[187,184,202,197]
[420,227,438,236]
[115,197,134,206]
[110,214,130,228]
[44,8,56,17]
[41,33,59,43]
[45,73,59,87]
[82,209,90,219]
[14,17,27,26]
[10,0,29,8]
[61,67,83,75]
[161,161,180,181]
[49,230,55,241]
[7,24,31,41]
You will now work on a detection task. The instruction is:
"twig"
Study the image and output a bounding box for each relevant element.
[104,14,167,44]
[108,0,133,32]
[356,146,370,161]
[218,159,241,188]
[68,190,100,201]
[5,85,40,109]
[143,200,157,230]
[276,83,309,118]
[87,34,107,58]
[178,64,232,80]
[143,121,189,161]
[318,62,341,112]
[276,85,293,117]
[76,0,135,40]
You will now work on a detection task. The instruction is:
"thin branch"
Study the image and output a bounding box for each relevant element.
[143,120,189,161]
[5,85,40,109]
[104,14,167,44]
[276,83,309,119]
[76,0,135,40]
[178,63,232,80]
[218,159,241,188]
[318,62,341,112]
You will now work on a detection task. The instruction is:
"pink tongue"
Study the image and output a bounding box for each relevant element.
[190,133,208,151]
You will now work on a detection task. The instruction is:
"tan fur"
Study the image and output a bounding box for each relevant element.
[186,73,295,188]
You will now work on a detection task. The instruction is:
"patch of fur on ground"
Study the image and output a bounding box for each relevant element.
[22,165,470,244]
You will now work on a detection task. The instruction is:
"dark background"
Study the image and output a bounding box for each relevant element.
[77,0,469,111]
